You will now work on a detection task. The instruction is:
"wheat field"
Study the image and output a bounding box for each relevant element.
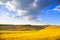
[0,26,60,40]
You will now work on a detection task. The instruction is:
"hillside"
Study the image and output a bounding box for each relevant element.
[0,25,60,31]
[0,25,47,30]
[0,25,60,40]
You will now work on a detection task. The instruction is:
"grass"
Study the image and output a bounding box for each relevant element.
[0,27,60,40]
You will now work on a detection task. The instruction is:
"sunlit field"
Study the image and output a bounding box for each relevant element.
[0,26,60,40]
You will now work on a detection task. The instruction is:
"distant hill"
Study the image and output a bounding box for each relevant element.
[0,25,60,31]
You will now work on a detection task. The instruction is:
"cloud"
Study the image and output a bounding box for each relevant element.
[1,0,60,23]
[0,1,3,5]
[0,0,40,22]
[3,12,11,18]
[5,1,16,11]
[17,10,27,16]
[0,0,17,11]
[44,5,60,13]
[53,5,60,11]
[3,12,17,18]
[31,0,38,7]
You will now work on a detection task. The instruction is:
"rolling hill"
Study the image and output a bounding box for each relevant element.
[0,25,47,30]
[0,25,60,40]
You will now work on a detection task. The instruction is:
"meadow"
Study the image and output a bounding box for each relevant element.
[0,25,60,40]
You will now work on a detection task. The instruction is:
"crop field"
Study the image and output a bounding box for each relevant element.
[0,26,60,40]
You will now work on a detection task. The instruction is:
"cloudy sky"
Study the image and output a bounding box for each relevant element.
[0,0,60,25]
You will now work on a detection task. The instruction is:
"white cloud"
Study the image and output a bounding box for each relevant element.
[11,14,15,18]
[32,2,36,7]
[37,18,43,21]
[3,12,11,18]
[3,12,17,18]
[53,5,60,11]
[0,1,3,4]
[5,0,17,11]
[0,0,17,11]
[17,10,27,16]
[1,0,43,24]
[23,16,31,21]
[32,0,38,7]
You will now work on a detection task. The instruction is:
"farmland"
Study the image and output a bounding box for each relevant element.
[0,25,60,40]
